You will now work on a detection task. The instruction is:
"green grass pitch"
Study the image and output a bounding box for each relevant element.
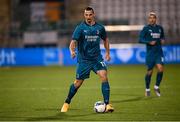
[0,64,180,121]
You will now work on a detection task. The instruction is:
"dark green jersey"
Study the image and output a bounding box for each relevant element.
[139,24,165,57]
[72,21,107,62]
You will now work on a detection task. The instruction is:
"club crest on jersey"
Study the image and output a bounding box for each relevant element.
[96,30,99,34]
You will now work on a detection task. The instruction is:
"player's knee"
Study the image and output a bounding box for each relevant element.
[74,80,83,89]
[100,75,108,81]
[147,70,153,75]
[158,68,163,72]
[97,70,108,81]
[157,64,163,72]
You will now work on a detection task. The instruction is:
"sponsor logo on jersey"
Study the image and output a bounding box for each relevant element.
[151,33,160,38]
[85,35,98,42]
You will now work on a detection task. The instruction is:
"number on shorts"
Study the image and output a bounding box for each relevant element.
[161,57,164,63]
[100,61,106,67]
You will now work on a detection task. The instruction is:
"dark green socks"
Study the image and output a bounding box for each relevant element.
[102,81,110,104]
[65,84,77,104]
[156,72,163,86]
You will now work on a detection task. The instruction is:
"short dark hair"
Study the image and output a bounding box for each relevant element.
[84,6,94,13]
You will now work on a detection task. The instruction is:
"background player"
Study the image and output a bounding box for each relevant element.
[139,12,165,97]
[60,7,114,112]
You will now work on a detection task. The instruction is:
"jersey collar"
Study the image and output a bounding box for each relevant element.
[84,21,96,26]
[148,24,157,27]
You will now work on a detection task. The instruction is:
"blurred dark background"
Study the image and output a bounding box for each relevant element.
[0,0,180,48]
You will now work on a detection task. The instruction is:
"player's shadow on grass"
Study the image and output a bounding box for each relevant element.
[26,108,97,121]
[25,113,66,121]
[111,96,157,103]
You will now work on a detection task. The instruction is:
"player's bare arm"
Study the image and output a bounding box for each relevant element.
[103,38,111,61]
[69,40,76,59]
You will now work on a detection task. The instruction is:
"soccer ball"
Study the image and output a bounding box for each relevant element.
[94,101,106,113]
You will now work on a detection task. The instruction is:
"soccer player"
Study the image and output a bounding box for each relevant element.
[60,7,114,112]
[139,12,165,97]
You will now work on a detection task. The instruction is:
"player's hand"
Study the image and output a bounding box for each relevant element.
[105,53,111,61]
[149,41,156,45]
[70,51,76,59]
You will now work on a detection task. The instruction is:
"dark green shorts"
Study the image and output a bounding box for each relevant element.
[146,55,164,70]
[76,60,107,80]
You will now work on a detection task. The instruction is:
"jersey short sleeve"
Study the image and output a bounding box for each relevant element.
[100,26,107,41]
[72,25,82,41]
[160,26,165,40]
[139,26,150,44]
